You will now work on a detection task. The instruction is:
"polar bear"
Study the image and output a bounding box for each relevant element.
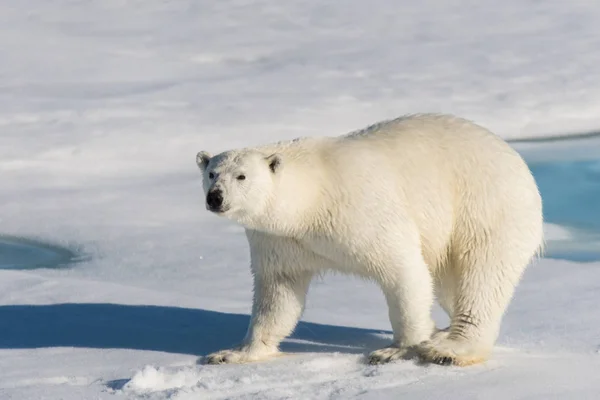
[195,113,544,367]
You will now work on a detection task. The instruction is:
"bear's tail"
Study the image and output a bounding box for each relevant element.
[532,234,546,263]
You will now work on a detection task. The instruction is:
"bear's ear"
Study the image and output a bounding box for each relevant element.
[266,153,282,173]
[196,151,212,172]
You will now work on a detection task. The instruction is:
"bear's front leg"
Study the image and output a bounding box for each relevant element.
[204,270,313,365]
[368,252,436,364]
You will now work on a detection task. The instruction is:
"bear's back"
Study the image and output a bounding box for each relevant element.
[337,113,531,192]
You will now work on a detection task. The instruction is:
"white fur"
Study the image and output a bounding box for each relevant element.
[197,114,544,366]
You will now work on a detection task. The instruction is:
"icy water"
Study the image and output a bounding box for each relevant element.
[0,236,78,270]
[517,136,600,262]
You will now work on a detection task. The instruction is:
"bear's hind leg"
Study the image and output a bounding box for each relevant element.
[417,250,530,367]
[432,266,458,338]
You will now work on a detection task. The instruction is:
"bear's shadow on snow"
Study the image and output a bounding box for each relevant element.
[0,303,391,357]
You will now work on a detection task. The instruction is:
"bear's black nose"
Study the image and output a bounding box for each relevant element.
[206,189,224,212]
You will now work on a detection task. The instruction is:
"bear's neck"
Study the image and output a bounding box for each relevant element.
[247,158,332,238]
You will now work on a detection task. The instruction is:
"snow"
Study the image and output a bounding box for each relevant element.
[1,0,600,398]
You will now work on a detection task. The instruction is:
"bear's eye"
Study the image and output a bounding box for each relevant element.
[237,174,246,181]
[208,172,215,179]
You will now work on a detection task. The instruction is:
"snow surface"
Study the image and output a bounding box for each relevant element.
[1,1,600,399]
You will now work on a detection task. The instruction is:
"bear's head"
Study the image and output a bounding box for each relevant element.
[196,149,282,227]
